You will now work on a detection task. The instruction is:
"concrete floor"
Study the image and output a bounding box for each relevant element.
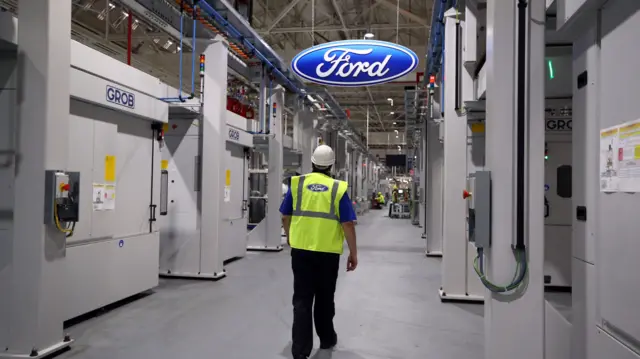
[60,210,484,359]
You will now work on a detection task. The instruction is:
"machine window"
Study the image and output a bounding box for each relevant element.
[556,165,572,198]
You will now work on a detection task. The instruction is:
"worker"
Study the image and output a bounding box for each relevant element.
[280,144,358,359]
[389,184,399,217]
[377,191,385,206]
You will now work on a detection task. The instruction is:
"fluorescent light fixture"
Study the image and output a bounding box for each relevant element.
[306,95,317,103]
[122,11,129,17]
[393,122,397,125]
[163,40,173,49]
[132,19,140,30]
[387,98,392,101]
[390,111,395,115]
[394,129,398,133]
[364,32,374,39]
[314,103,322,110]
[109,2,116,9]
[396,135,399,138]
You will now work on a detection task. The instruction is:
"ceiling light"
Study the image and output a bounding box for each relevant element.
[163,40,173,49]
[390,111,395,115]
[387,98,392,101]
[396,135,399,138]
[393,122,397,125]
[364,32,374,39]
[306,95,317,103]
[132,19,140,30]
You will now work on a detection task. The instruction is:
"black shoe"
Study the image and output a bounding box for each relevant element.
[320,335,338,350]
[293,356,308,359]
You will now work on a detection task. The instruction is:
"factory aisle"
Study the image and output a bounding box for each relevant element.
[60,210,483,359]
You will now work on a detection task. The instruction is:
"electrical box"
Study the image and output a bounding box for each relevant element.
[472,170,491,248]
[44,170,80,226]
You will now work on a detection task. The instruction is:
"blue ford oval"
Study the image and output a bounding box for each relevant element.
[291,40,419,87]
[307,184,330,192]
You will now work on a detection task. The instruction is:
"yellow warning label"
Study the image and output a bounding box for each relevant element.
[161,160,169,170]
[225,170,231,186]
[162,123,169,132]
[470,123,485,133]
[634,146,640,160]
[104,155,116,182]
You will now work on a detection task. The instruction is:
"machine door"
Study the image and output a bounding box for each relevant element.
[544,140,572,287]
[222,142,248,261]
[544,141,572,226]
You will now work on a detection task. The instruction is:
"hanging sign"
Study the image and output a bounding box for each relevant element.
[291,40,419,87]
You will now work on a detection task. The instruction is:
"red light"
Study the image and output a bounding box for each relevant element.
[429,75,436,84]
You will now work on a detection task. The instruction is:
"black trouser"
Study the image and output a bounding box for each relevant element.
[291,248,340,358]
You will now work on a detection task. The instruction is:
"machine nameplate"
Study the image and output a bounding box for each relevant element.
[546,118,572,131]
[228,128,240,141]
[106,85,135,109]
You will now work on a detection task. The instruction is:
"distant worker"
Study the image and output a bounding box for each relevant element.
[389,184,399,217]
[377,192,385,205]
[280,144,358,359]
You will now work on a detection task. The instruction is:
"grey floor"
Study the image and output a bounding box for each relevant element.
[60,210,484,359]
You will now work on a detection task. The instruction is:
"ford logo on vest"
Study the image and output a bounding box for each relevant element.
[291,40,419,87]
[307,184,329,192]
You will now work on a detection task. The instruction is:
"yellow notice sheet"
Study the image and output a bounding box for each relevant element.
[617,119,640,192]
[104,155,116,182]
[600,126,620,192]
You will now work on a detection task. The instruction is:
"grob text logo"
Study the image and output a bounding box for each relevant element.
[307,184,329,192]
[106,85,135,109]
[228,128,240,141]
[546,119,572,131]
[291,40,419,87]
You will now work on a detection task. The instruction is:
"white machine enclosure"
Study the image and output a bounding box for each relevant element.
[160,111,251,274]
[66,42,168,320]
[0,36,168,329]
[159,40,253,278]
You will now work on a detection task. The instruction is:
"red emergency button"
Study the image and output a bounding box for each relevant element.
[462,190,472,199]
[60,183,70,192]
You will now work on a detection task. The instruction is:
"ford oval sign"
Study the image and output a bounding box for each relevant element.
[307,184,329,192]
[291,40,419,87]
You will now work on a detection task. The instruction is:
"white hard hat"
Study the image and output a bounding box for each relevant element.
[312,145,335,167]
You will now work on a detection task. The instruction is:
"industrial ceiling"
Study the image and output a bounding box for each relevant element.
[0,0,432,144]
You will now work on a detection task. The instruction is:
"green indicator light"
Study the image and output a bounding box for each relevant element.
[547,60,554,79]
[545,155,549,160]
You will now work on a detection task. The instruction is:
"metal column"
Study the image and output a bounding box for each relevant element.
[440,9,482,303]
[0,2,73,357]
[199,38,230,278]
[484,0,545,357]
[248,85,284,251]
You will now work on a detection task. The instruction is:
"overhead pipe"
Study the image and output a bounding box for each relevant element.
[160,0,198,103]
[127,10,132,65]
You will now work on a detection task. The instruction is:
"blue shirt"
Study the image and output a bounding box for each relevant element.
[279,188,357,223]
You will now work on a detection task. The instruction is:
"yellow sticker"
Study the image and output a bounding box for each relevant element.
[162,123,169,132]
[161,160,169,170]
[470,123,485,133]
[225,170,231,186]
[634,145,640,160]
[105,155,116,182]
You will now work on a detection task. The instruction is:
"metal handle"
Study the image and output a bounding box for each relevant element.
[194,155,201,192]
[160,170,169,215]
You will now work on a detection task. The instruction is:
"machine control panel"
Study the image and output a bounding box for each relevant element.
[469,171,491,248]
[44,171,80,236]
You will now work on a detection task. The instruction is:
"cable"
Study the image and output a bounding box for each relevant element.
[53,199,74,237]
[474,248,527,293]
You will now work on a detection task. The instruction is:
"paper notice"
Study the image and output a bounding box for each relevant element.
[224,186,231,202]
[600,126,620,192]
[92,183,105,211]
[104,184,116,210]
[617,119,640,192]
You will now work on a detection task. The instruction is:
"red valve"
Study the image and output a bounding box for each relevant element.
[61,183,70,192]
[462,190,471,199]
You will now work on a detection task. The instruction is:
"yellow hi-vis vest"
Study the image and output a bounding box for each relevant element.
[289,173,349,254]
